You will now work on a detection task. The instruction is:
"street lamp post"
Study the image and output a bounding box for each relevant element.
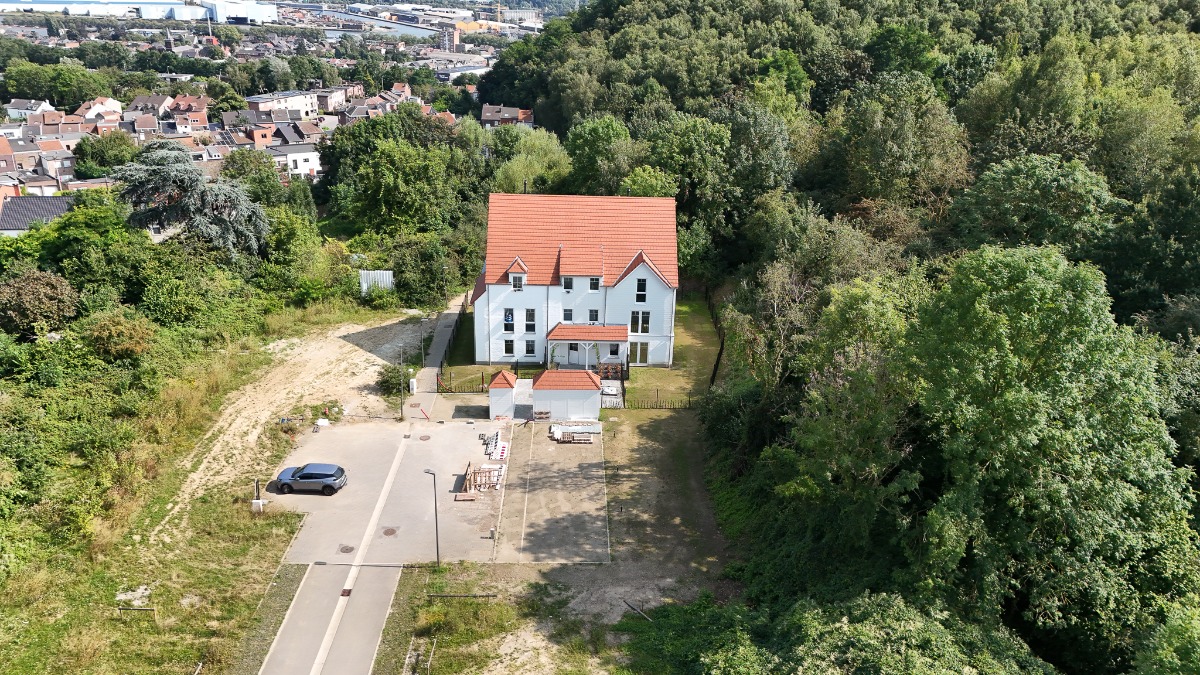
[423,469,441,567]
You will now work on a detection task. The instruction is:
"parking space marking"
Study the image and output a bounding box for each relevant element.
[518,421,536,562]
[310,423,411,675]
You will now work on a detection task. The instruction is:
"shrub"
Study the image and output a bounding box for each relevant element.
[377,363,410,396]
[84,311,154,360]
[0,268,79,336]
[363,284,399,310]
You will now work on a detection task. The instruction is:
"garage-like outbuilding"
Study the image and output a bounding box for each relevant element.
[531,370,602,421]
[488,370,517,419]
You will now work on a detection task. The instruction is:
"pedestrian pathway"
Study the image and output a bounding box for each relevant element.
[416,292,466,393]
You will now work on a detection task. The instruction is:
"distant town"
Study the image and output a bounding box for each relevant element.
[0,3,541,235]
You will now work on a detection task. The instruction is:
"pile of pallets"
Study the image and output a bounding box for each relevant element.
[456,461,505,501]
[482,431,507,460]
[550,423,600,444]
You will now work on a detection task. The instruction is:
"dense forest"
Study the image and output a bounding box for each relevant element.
[476,0,1200,672]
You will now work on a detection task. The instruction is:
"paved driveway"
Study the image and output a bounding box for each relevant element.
[260,419,506,675]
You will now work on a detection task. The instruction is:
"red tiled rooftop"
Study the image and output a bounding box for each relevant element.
[483,194,677,288]
[489,370,517,389]
[532,370,602,391]
[545,323,628,342]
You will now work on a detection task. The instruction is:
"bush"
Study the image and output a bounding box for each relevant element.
[377,363,410,396]
[0,268,79,336]
[84,311,154,360]
[363,284,399,310]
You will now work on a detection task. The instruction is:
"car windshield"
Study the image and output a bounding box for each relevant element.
[334,467,345,478]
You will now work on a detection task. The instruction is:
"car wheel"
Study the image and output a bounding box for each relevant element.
[322,485,336,496]
[280,483,293,494]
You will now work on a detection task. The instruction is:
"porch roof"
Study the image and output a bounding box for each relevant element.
[545,323,629,342]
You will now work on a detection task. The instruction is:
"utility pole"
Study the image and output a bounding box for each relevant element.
[423,469,441,567]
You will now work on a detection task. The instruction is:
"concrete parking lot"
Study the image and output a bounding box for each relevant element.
[276,420,505,565]
[260,418,507,675]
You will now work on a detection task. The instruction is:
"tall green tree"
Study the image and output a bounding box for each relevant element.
[114,141,268,256]
[950,154,1128,255]
[908,246,1200,672]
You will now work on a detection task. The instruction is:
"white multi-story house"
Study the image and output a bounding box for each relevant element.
[471,193,678,367]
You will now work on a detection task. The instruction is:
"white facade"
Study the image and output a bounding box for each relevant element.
[531,388,601,421]
[473,264,676,367]
[488,387,514,419]
[201,0,278,23]
[5,100,53,120]
[246,91,318,118]
[267,144,321,177]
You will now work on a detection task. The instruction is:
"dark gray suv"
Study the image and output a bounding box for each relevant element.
[276,463,348,496]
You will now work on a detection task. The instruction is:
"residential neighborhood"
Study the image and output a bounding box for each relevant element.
[0,16,534,235]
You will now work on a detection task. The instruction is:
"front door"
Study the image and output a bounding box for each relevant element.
[568,342,580,365]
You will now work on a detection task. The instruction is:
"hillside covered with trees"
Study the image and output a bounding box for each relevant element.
[475,0,1200,672]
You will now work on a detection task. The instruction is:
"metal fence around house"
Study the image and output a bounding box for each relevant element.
[623,397,694,410]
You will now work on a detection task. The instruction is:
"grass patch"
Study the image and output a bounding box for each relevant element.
[0,304,400,673]
[626,293,721,400]
[261,300,413,339]
[229,564,309,675]
[374,563,520,675]
[445,307,475,366]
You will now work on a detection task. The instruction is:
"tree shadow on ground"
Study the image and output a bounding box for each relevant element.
[339,318,430,364]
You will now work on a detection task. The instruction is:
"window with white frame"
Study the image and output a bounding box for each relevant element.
[563,308,573,322]
[503,308,514,332]
[630,341,648,364]
[525,339,535,356]
[562,277,573,291]
[636,278,647,303]
[569,342,578,352]
[589,309,599,322]
[630,311,650,334]
[609,343,619,357]
[525,308,536,333]
[504,339,514,355]
[511,275,524,291]
[589,277,600,291]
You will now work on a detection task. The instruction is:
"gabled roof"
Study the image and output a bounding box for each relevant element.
[545,323,629,342]
[483,194,677,288]
[532,370,601,391]
[0,195,73,232]
[505,257,528,274]
[614,250,672,288]
[488,370,517,389]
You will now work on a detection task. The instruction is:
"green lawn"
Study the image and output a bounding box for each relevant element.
[626,293,721,400]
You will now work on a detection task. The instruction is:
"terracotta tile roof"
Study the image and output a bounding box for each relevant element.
[559,243,602,276]
[546,323,628,342]
[532,369,601,391]
[484,194,677,288]
[489,370,517,389]
[614,250,671,287]
[0,137,13,155]
[36,140,65,152]
[469,273,487,304]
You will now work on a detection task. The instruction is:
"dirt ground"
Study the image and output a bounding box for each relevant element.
[458,408,731,673]
[149,312,433,550]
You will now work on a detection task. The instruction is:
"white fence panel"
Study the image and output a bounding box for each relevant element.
[359,270,394,296]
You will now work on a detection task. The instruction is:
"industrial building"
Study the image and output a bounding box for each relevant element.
[0,0,277,23]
